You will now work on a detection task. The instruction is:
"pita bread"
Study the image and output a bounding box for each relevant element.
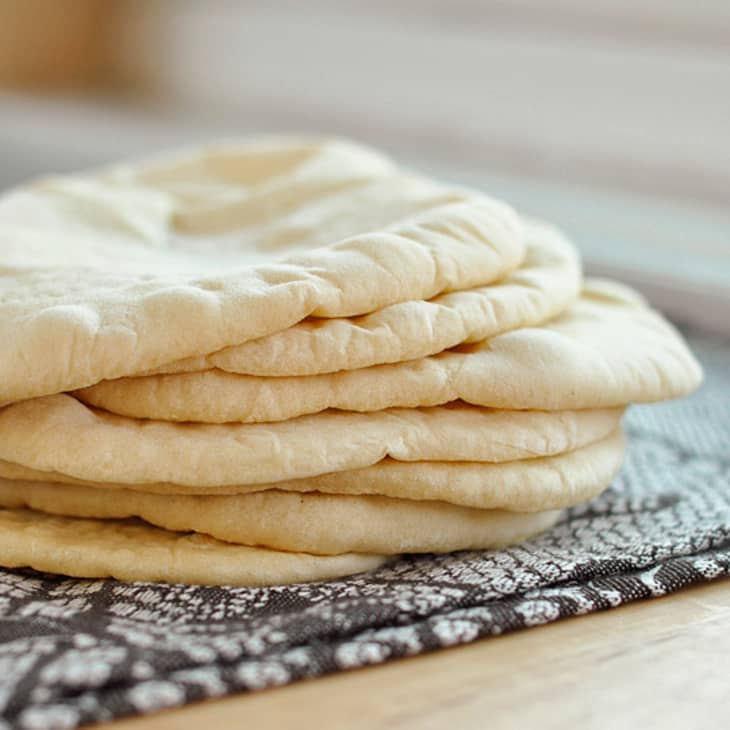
[77,281,702,423]
[148,220,580,377]
[0,483,561,556]
[0,138,525,404]
[0,508,387,586]
[228,426,624,510]
[0,396,621,487]
[0,427,624,511]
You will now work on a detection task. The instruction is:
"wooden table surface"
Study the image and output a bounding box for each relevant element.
[111,578,730,730]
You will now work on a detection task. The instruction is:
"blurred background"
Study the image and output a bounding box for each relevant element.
[1,0,728,331]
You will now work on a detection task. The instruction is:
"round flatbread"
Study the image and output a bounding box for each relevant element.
[230,426,624,510]
[0,428,624,512]
[0,396,622,486]
[76,281,702,423]
[149,220,580,377]
[0,485,561,556]
[0,138,524,403]
[0,508,387,586]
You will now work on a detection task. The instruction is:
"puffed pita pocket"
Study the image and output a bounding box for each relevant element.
[77,281,702,423]
[149,220,580,377]
[0,138,524,402]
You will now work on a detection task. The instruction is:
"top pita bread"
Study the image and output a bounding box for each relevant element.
[77,280,703,423]
[147,219,580,377]
[0,138,525,403]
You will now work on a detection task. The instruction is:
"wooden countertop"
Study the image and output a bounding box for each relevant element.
[111,578,730,730]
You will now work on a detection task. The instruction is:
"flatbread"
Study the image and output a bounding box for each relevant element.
[0,484,561,556]
[225,426,624,510]
[76,281,702,423]
[0,138,525,403]
[0,427,624,511]
[0,508,387,586]
[0,395,621,486]
[148,220,580,377]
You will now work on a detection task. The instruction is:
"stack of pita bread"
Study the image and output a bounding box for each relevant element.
[0,139,702,586]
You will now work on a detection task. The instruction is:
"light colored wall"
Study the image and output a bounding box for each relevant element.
[111,0,730,206]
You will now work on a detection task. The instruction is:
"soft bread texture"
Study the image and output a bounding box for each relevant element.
[0,138,525,403]
[148,220,581,377]
[0,484,561,556]
[0,396,622,487]
[0,427,624,511]
[215,427,624,510]
[0,508,387,586]
[76,282,702,423]
[0,136,702,588]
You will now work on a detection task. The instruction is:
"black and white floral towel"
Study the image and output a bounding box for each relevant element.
[1,332,729,730]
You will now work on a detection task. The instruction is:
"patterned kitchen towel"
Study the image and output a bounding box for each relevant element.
[0,331,728,730]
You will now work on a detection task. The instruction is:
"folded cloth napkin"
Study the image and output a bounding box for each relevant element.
[1,329,728,729]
